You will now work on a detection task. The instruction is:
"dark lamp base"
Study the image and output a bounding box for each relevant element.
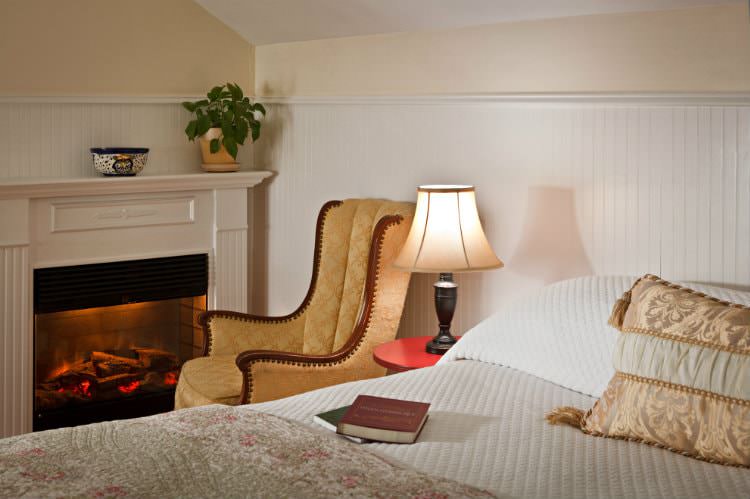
[426,272,459,355]
[425,335,457,355]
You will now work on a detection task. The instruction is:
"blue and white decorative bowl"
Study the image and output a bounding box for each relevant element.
[91,148,149,176]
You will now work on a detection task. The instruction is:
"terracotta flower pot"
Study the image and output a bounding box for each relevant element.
[199,128,239,172]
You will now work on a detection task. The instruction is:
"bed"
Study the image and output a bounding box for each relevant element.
[2,276,749,498]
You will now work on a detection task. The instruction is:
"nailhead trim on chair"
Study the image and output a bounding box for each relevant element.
[237,214,405,404]
[199,200,343,357]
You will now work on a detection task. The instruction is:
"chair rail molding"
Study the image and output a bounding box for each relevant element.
[0,95,204,104]
[259,93,750,106]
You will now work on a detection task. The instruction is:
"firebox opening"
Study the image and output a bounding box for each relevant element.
[33,254,208,431]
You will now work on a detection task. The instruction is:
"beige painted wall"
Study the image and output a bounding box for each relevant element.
[256,3,750,96]
[0,0,253,96]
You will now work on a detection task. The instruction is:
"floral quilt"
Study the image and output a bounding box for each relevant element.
[0,405,494,499]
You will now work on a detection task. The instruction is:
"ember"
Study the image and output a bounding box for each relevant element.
[77,380,93,397]
[164,372,177,385]
[117,380,140,394]
[57,379,93,398]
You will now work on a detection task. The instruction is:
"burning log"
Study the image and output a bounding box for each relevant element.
[35,388,71,410]
[44,363,98,397]
[91,351,142,377]
[135,348,178,371]
[37,347,181,410]
[46,359,97,381]
[95,372,142,392]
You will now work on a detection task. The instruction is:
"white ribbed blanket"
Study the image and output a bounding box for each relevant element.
[252,361,750,499]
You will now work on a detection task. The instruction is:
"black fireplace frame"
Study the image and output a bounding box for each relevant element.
[33,253,208,431]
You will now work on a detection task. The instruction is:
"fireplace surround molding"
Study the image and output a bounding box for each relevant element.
[0,171,272,438]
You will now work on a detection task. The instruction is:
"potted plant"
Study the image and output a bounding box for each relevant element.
[182,83,265,172]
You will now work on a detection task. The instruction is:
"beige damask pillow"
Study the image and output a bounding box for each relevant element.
[547,274,750,467]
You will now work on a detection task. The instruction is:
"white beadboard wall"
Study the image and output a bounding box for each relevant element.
[252,97,750,338]
[215,229,249,313]
[0,100,252,178]
[1,97,748,341]
[1,245,30,438]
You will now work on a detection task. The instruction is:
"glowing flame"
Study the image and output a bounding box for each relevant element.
[117,380,140,394]
[57,379,93,398]
[78,380,92,396]
[47,360,74,381]
[164,372,177,386]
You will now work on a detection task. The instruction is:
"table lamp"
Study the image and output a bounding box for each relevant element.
[394,185,503,354]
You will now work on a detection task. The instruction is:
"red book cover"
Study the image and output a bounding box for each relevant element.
[339,395,430,432]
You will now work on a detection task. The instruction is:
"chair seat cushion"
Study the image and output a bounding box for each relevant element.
[174,355,242,409]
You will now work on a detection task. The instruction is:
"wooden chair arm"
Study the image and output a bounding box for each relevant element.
[235,344,378,404]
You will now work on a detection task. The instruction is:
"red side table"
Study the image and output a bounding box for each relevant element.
[373,336,460,372]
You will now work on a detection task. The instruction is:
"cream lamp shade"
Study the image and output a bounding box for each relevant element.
[393,185,503,273]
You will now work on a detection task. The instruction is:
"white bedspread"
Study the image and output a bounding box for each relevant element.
[251,360,750,499]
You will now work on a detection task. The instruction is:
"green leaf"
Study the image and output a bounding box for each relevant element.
[235,118,248,144]
[184,120,198,140]
[209,138,220,154]
[223,135,238,159]
[206,108,218,126]
[196,115,211,137]
[194,99,209,108]
[182,102,196,112]
[208,86,223,102]
[228,82,243,101]
[224,109,234,123]
[221,119,234,139]
[253,103,266,116]
[250,121,260,141]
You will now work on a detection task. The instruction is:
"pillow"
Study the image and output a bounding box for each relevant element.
[438,275,637,397]
[547,274,750,467]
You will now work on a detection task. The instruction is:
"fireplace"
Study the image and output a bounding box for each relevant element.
[33,253,208,431]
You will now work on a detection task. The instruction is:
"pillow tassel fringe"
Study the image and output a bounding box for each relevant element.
[545,406,586,429]
[607,290,632,330]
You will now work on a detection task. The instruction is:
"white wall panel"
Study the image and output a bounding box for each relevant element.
[253,98,750,339]
[214,230,248,313]
[1,245,31,437]
[0,101,253,178]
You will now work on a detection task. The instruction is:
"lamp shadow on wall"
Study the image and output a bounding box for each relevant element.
[509,186,593,284]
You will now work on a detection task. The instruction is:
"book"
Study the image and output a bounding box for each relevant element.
[312,405,368,443]
[336,395,430,444]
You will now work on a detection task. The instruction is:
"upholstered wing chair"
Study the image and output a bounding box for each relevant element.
[175,199,415,408]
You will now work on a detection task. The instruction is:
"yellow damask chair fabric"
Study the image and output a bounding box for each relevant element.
[175,199,415,409]
[547,274,750,468]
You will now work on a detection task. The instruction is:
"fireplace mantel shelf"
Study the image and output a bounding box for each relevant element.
[0,171,273,199]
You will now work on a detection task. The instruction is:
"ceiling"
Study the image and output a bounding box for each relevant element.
[196,0,741,45]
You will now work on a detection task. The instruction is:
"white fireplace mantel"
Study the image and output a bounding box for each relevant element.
[0,171,272,199]
[0,171,272,438]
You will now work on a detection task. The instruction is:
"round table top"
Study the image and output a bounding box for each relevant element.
[373,336,460,372]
